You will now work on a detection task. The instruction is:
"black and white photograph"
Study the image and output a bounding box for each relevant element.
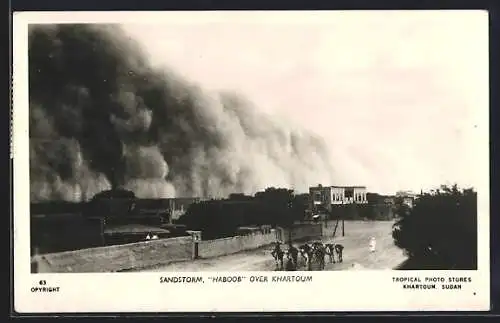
[13,10,490,312]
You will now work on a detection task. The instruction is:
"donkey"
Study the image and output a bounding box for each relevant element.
[312,242,327,270]
[335,243,344,263]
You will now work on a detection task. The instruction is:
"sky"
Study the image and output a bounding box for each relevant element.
[119,11,488,195]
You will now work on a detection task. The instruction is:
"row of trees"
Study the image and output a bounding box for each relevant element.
[177,187,400,239]
[177,187,307,239]
[392,185,477,270]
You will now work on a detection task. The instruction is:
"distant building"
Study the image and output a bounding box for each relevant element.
[396,191,417,208]
[309,184,368,214]
[31,190,205,253]
[89,191,203,224]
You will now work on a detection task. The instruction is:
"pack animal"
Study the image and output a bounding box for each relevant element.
[335,244,344,263]
[311,242,326,270]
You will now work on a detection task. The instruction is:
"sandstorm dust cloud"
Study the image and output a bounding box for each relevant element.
[28,24,335,202]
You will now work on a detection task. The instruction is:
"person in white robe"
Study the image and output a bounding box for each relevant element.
[369,237,376,252]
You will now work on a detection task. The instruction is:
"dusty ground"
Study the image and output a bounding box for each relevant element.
[144,221,407,272]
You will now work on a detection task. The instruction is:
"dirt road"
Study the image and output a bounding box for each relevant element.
[144,221,407,272]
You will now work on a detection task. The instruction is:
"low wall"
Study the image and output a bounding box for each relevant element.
[276,223,323,243]
[198,230,276,259]
[34,223,325,271]
[198,223,323,259]
[34,236,193,273]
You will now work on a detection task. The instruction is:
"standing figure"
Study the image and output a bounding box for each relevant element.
[287,244,299,268]
[301,243,313,271]
[299,243,311,265]
[335,244,344,263]
[285,251,296,271]
[325,243,336,263]
[306,247,314,271]
[271,241,284,270]
[369,237,376,253]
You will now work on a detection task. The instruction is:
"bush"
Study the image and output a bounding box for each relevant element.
[392,185,477,269]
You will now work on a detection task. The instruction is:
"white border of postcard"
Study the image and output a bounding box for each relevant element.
[13,10,490,313]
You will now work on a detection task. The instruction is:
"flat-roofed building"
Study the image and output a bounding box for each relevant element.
[309,184,368,214]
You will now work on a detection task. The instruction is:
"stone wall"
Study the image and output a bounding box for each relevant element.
[197,230,276,259]
[275,223,323,243]
[34,236,193,273]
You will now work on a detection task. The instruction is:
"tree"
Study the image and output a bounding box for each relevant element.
[290,193,308,222]
[366,192,381,205]
[392,184,477,269]
[254,187,295,227]
[177,199,244,239]
[177,187,305,240]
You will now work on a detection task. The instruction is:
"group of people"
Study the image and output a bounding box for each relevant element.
[271,240,345,271]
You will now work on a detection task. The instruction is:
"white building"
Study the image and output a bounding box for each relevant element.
[396,191,417,208]
[309,184,368,214]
